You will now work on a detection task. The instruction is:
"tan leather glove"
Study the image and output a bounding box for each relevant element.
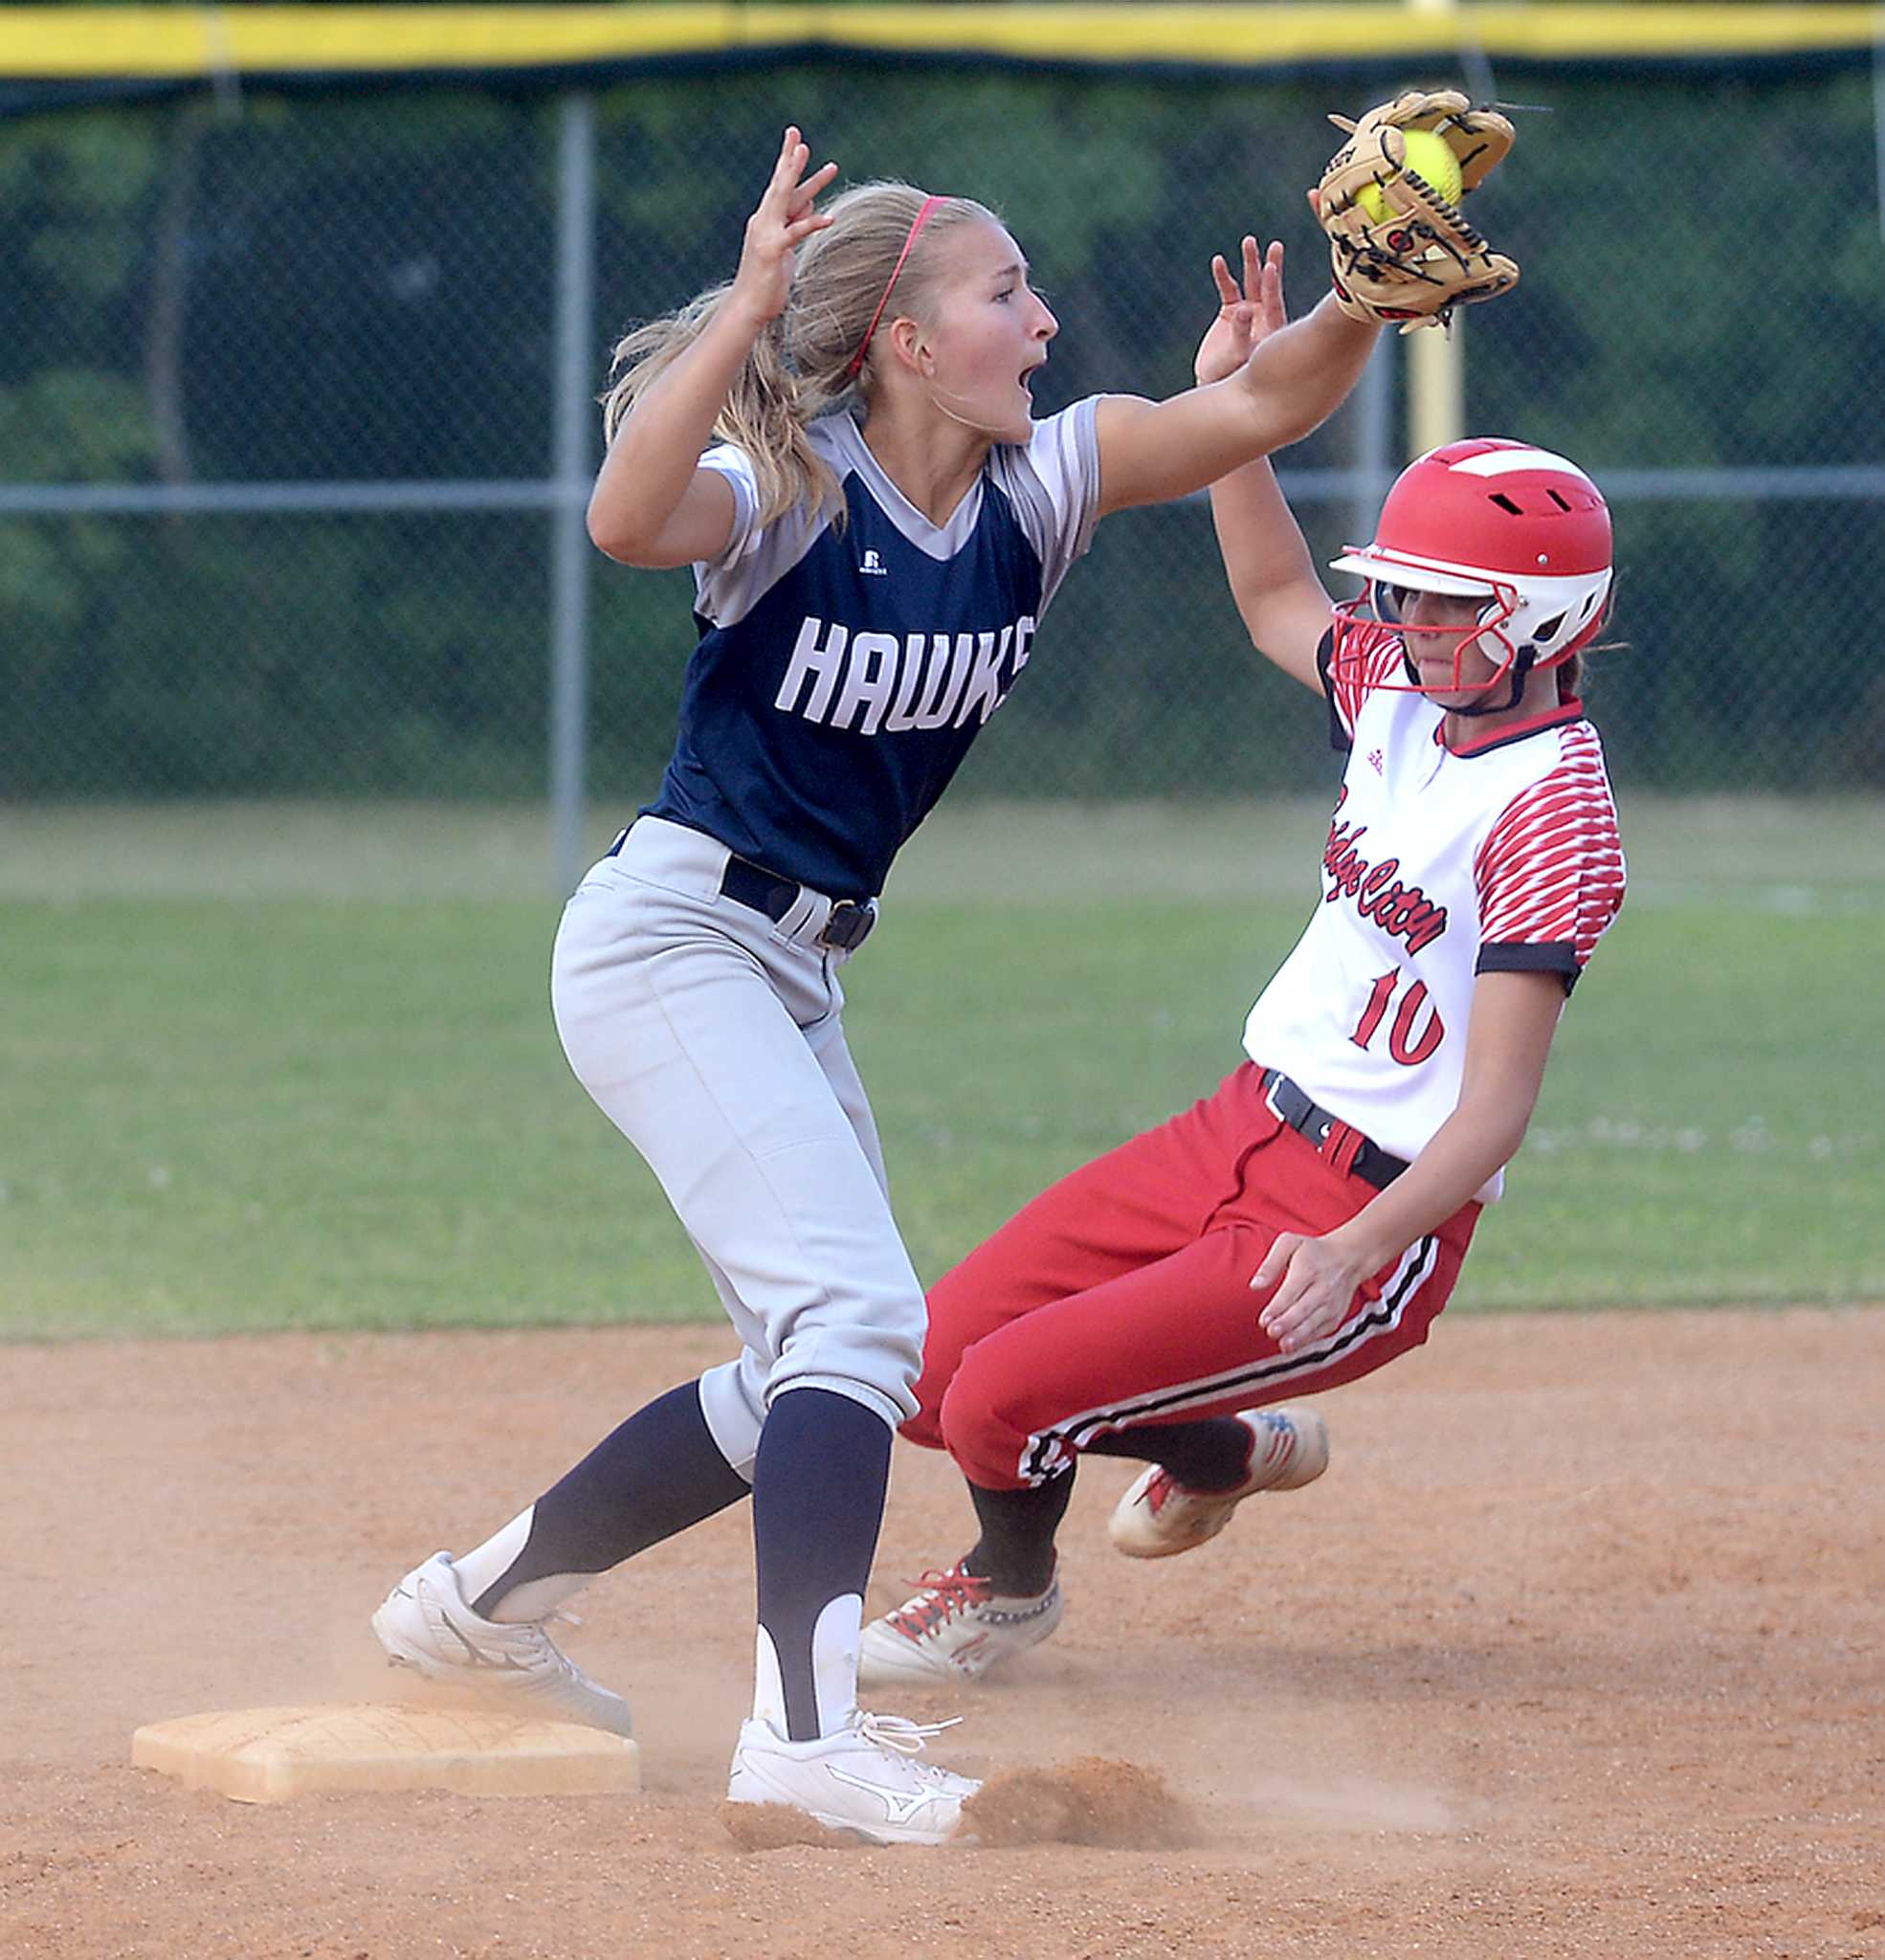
[1317,89,1520,332]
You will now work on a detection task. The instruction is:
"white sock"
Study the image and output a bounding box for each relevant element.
[446,1507,591,1624]
[486,1572,590,1624]
[752,1595,861,1740]
[448,1507,536,1608]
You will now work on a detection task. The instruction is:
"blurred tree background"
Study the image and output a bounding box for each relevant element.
[4,32,1883,803]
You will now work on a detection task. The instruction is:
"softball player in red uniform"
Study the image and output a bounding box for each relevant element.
[370,146,1386,1843]
[859,241,1627,1688]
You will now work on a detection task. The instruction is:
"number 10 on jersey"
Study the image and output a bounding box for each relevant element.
[1350,969,1444,1065]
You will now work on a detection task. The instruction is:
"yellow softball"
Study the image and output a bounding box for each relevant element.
[1356,128,1464,224]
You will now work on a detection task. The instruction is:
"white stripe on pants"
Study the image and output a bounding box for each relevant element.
[550,819,924,1478]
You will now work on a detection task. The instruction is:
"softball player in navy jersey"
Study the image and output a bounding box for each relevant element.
[373,135,1384,1844]
[856,242,1627,1690]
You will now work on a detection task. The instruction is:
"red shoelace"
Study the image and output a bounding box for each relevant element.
[887,1567,990,1639]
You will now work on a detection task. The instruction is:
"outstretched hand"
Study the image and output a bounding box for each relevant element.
[1251,1229,1373,1355]
[730,125,839,327]
[1193,236,1287,387]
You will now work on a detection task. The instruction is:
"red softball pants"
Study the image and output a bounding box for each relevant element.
[900,1061,1480,1490]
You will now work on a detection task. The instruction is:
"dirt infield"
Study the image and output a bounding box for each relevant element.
[6,1309,1882,1960]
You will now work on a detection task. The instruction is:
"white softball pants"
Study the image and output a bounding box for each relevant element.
[549,816,926,1479]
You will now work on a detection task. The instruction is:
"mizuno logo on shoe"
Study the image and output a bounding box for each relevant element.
[436,1607,531,1671]
[826,1768,941,1826]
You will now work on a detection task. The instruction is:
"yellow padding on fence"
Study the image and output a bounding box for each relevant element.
[4,4,1882,83]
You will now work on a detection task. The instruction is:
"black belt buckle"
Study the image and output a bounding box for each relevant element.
[1262,1067,1407,1192]
[818,899,876,952]
[720,852,876,952]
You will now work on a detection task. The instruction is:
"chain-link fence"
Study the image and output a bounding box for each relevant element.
[6,61,1885,848]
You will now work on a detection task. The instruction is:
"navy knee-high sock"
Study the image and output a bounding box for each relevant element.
[750,1386,893,1743]
[470,1380,751,1616]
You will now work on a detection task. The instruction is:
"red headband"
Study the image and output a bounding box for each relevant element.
[845,194,944,381]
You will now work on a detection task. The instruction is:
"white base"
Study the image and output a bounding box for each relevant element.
[130,1703,641,1804]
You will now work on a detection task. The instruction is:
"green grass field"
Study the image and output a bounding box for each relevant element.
[4,798,1879,1338]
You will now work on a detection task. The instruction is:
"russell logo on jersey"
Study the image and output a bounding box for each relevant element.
[773,612,1038,738]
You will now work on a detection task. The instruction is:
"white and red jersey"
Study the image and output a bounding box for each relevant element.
[1240,629,1626,1200]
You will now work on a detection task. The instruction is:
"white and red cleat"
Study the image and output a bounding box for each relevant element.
[1108,1407,1329,1560]
[858,1560,1063,1688]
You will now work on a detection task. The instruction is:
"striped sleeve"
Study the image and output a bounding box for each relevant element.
[1473,724,1626,992]
[693,438,832,629]
[1316,621,1407,746]
[999,398,1102,612]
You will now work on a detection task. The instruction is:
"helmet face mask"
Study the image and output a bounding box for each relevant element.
[1329,440,1614,716]
[1341,576,1523,707]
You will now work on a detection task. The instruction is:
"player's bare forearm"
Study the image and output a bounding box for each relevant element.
[1209,459,1333,691]
[1328,1099,1535,1274]
[1231,292,1380,441]
[1096,296,1378,516]
[1328,970,1562,1270]
[587,302,761,565]
[589,127,837,567]
[1253,970,1563,1353]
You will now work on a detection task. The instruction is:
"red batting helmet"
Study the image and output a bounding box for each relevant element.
[1328,438,1614,711]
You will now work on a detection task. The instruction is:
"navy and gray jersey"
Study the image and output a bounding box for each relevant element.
[640,403,1102,899]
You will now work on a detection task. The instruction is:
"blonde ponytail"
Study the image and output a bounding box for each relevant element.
[600,182,1004,528]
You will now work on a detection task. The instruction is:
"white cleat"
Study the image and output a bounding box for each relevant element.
[370,1550,633,1737]
[1108,1407,1330,1560]
[726,1710,980,1846]
[858,1560,1064,1689]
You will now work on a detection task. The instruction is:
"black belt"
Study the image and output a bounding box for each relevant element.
[608,827,876,953]
[719,854,877,952]
[1260,1068,1409,1192]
